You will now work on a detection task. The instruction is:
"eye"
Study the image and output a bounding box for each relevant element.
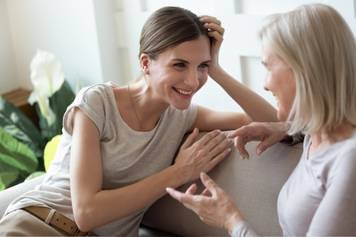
[198,63,209,70]
[173,62,186,69]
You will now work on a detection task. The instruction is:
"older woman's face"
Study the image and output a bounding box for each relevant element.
[261,44,296,121]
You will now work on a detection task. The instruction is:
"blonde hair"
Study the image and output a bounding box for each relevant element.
[259,4,356,135]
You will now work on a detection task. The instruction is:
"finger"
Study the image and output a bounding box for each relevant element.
[207,147,231,170]
[208,31,224,43]
[166,187,195,206]
[199,15,221,25]
[201,188,212,197]
[200,173,219,197]
[186,183,197,195]
[208,135,231,158]
[181,128,199,149]
[195,130,220,146]
[204,22,225,35]
[256,135,277,155]
[204,132,227,153]
[235,136,250,159]
[228,126,251,139]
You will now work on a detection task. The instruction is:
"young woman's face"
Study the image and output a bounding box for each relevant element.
[145,36,211,110]
[261,44,296,121]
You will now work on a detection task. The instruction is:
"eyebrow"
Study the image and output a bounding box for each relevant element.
[172,58,212,64]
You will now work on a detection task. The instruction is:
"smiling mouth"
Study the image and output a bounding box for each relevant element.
[173,87,193,96]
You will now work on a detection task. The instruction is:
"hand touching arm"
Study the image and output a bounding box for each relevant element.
[70,109,231,232]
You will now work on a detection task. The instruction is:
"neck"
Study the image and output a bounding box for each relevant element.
[310,123,354,149]
[128,79,169,130]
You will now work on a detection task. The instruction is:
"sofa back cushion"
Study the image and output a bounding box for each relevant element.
[142,142,302,236]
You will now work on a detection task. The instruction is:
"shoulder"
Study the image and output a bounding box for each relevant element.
[77,82,115,103]
[331,136,356,184]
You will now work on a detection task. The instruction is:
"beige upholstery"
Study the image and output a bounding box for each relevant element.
[0,141,302,236]
[143,142,302,236]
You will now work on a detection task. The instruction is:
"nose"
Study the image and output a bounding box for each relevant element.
[263,74,270,92]
[184,69,200,89]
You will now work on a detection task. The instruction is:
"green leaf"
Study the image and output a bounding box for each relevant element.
[36,80,75,140]
[0,170,19,191]
[0,127,38,173]
[0,96,45,158]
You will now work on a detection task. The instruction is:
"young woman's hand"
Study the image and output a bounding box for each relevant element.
[228,122,289,159]
[166,172,242,233]
[199,16,224,73]
[174,128,232,183]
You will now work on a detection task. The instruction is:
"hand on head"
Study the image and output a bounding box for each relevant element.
[174,128,232,183]
[228,122,289,159]
[199,16,224,70]
[166,172,242,231]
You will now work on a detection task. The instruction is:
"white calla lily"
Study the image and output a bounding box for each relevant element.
[28,50,64,125]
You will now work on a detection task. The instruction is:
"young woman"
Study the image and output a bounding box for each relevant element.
[167,3,356,236]
[0,6,275,236]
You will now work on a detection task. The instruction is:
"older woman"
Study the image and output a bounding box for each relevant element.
[167,3,356,236]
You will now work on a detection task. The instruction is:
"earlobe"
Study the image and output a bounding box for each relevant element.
[139,53,150,75]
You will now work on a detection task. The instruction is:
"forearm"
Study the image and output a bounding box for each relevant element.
[75,165,185,231]
[210,67,277,122]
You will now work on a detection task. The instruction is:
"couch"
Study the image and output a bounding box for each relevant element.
[0,141,302,236]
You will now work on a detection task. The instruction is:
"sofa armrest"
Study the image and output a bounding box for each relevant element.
[142,141,302,236]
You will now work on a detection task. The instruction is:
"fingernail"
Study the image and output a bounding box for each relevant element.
[257,148,261,155]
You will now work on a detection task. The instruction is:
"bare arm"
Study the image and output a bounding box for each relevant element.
[70,109,231,232]
[209,67,278,122]
[192,105,251,131]
[200,16,278,124]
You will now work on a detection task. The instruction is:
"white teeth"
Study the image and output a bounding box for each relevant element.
[176,88,192,95]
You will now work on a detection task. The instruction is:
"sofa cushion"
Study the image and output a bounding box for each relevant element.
[142,142,302,236]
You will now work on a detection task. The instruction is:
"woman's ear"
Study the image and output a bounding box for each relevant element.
[139,53,150,75]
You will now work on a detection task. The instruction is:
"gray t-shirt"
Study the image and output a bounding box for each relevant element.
[233,130,356,236]
[5,82,197,236]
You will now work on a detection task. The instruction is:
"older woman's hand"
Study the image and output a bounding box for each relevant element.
[228,121,289,159]
[166,172,242,233]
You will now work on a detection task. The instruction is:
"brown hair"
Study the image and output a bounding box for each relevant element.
[139,6,209,59]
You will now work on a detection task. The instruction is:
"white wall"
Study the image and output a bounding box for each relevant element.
[1,0,121,94]
[2,0,355,113]
[0,0,17,94]
[92,0,122,84]
[117,0,356,112]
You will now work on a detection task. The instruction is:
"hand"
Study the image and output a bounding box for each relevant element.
[174,128,231,183]
[199,16,224,73]
[228,122,289,159]
[166,172,242,232]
